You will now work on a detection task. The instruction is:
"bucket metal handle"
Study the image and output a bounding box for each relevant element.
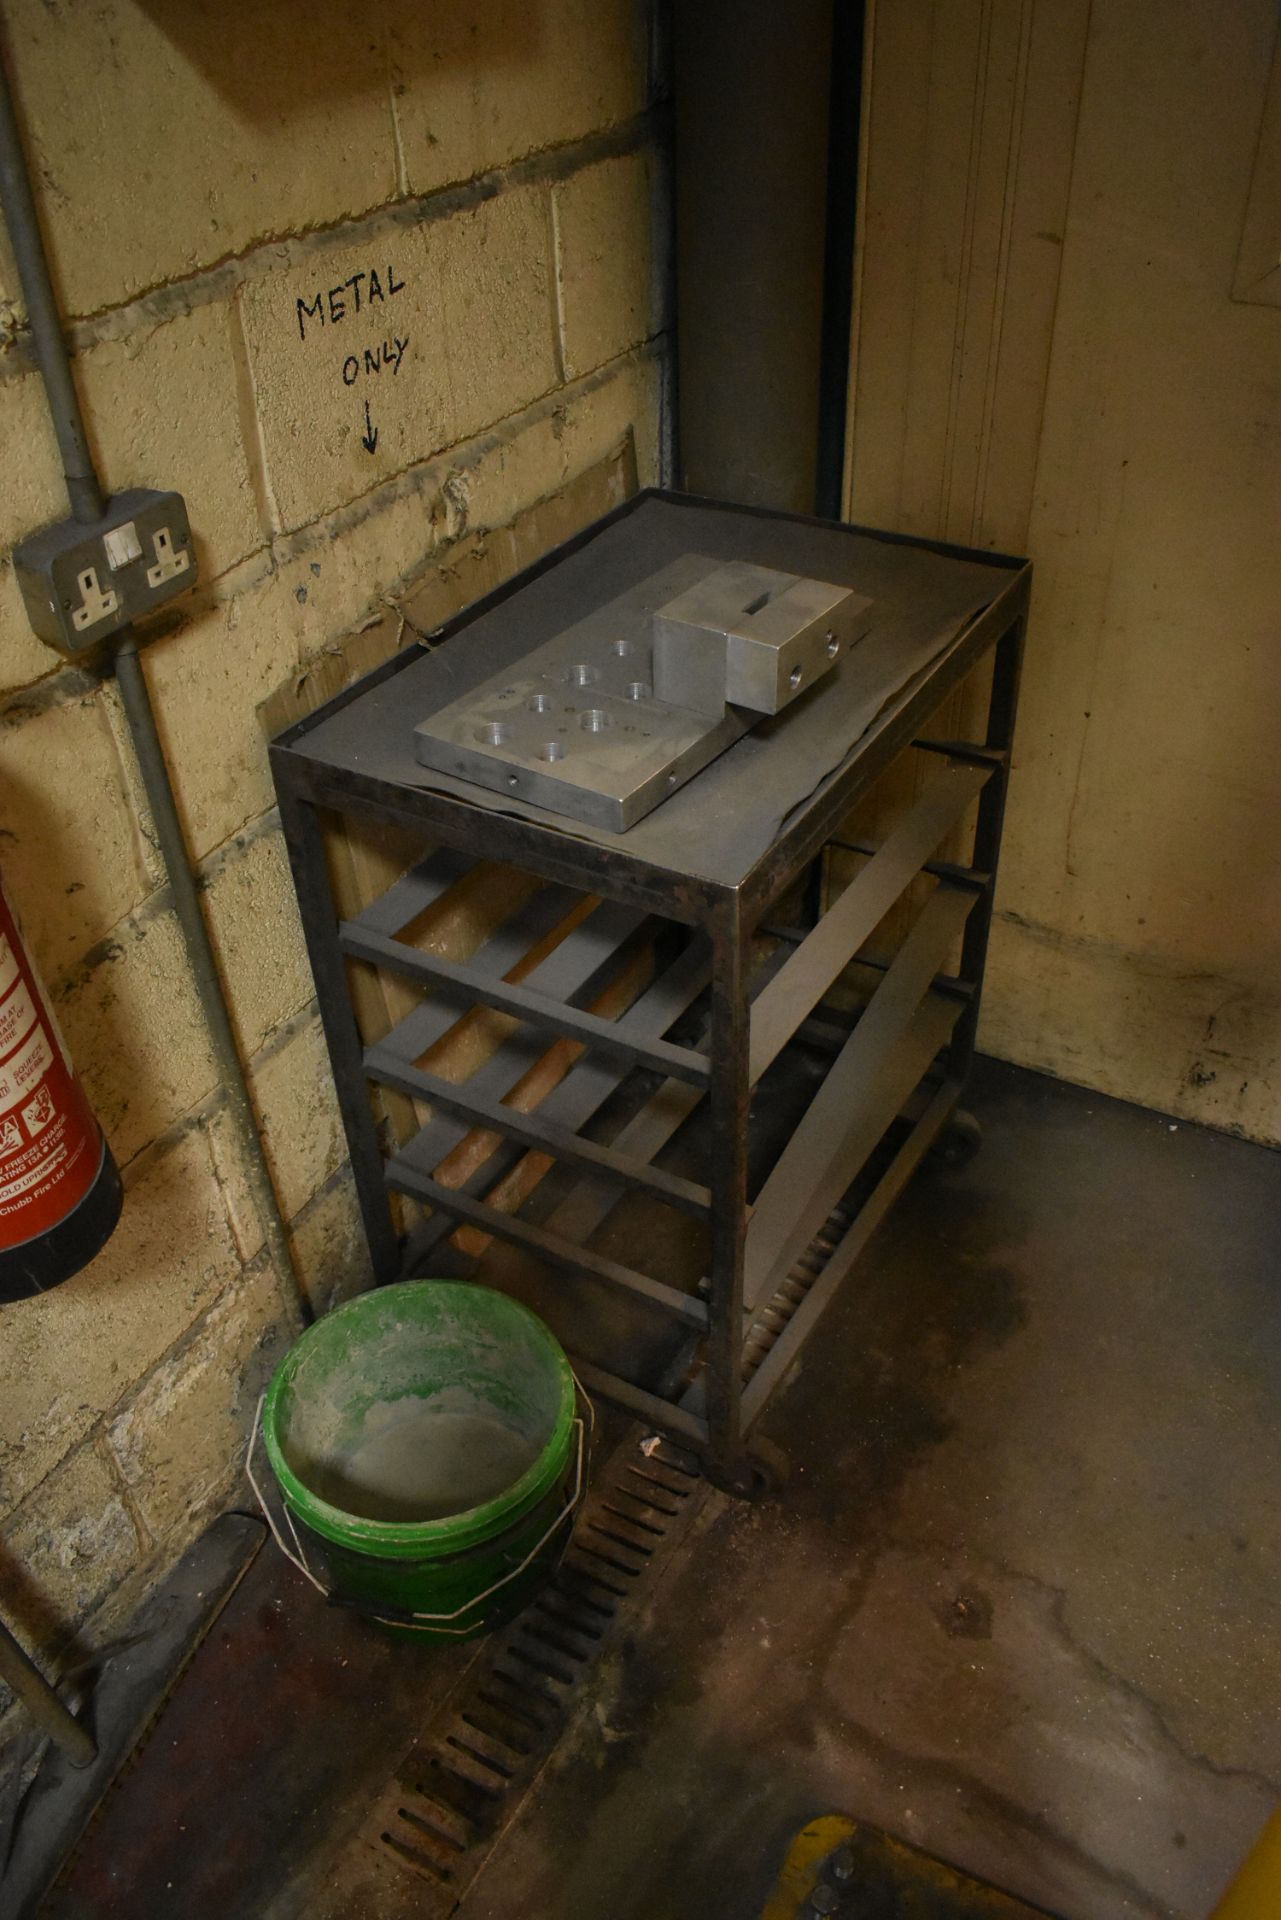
[245,1381,592,1636]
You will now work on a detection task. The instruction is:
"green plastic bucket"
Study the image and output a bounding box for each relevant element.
[258,1281,582,1642]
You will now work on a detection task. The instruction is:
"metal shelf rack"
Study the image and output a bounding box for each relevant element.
[271,491,1029,1494]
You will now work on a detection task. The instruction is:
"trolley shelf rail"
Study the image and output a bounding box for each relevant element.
[271,489,1028,1494]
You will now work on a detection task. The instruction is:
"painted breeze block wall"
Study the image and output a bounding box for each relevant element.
[0,0,669,1742]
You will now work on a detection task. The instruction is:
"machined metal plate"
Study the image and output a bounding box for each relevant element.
[653,560,861,715]
[413,556,876,833]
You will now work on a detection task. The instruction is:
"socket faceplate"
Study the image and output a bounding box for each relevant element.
[13,489,195,654]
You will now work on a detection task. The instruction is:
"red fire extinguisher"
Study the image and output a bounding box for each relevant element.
[0,872,121,1303]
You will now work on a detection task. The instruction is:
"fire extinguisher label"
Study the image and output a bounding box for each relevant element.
[0,977,38,1062]
[0,1134,85,1203]
[0,1019,53,1112]
[0,934,20,1001]
[0,885,103,1247]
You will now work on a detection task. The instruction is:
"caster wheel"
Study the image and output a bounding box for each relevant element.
[928,1109,982,1172]
[706,1436,790,1501]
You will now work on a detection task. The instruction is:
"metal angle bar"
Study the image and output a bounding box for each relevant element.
[414,890,778,1272]
[339,921,711,1086]
[278,786,401,1281]
[364,878,617,1225]
[385,1159,710,1330]
[828,841,992,892]
[796,1013,858,1052]
[743,884,976,1309]
[538,1079,705,1254]
[567,1357,710,1449]
[748,763,989,1083]
[745,898,971,1296]
[948,616,1025,1087]
[405,935,712,1259]
[742,995,956,1321]
[704,898,751,1463]
[376,890,639,1072]
[740,1078,961,1425]
[300,763,714,926]
[367,1049,712,1218]
[349,844,480,938]
[504,933,710,1131]
[830,955,975,1000]
[527,934,790,1258]
[912,738,1009,767]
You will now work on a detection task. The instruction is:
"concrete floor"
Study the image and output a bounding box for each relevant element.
[27,1057,1281,1920]
[458,1059,1281,1920]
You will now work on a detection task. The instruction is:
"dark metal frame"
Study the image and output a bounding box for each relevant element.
[272,489,1028,1490]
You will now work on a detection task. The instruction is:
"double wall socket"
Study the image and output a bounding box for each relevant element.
[13,488,196,655]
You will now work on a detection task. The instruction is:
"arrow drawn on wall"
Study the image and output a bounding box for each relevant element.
[360,398,379,455]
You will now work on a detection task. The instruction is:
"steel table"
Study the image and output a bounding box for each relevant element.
[271,491,1029,1493]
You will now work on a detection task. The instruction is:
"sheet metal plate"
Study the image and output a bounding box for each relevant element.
[293,498,1015,888]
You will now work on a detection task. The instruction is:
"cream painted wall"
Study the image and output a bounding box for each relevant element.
[848,0,1281,1142]
[986,0,1281,1141]
[0,0,667,1738]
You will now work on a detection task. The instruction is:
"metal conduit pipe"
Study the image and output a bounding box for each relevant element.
[0,58,100,524]
[112,634,302,1304]
[0,56,301,1302]
[0,1618,96,1769]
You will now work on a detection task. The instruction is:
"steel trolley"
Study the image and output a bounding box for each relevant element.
[271,491,1029,1496]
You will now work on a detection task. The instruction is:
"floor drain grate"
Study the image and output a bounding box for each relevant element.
[362,1429,706,1910]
